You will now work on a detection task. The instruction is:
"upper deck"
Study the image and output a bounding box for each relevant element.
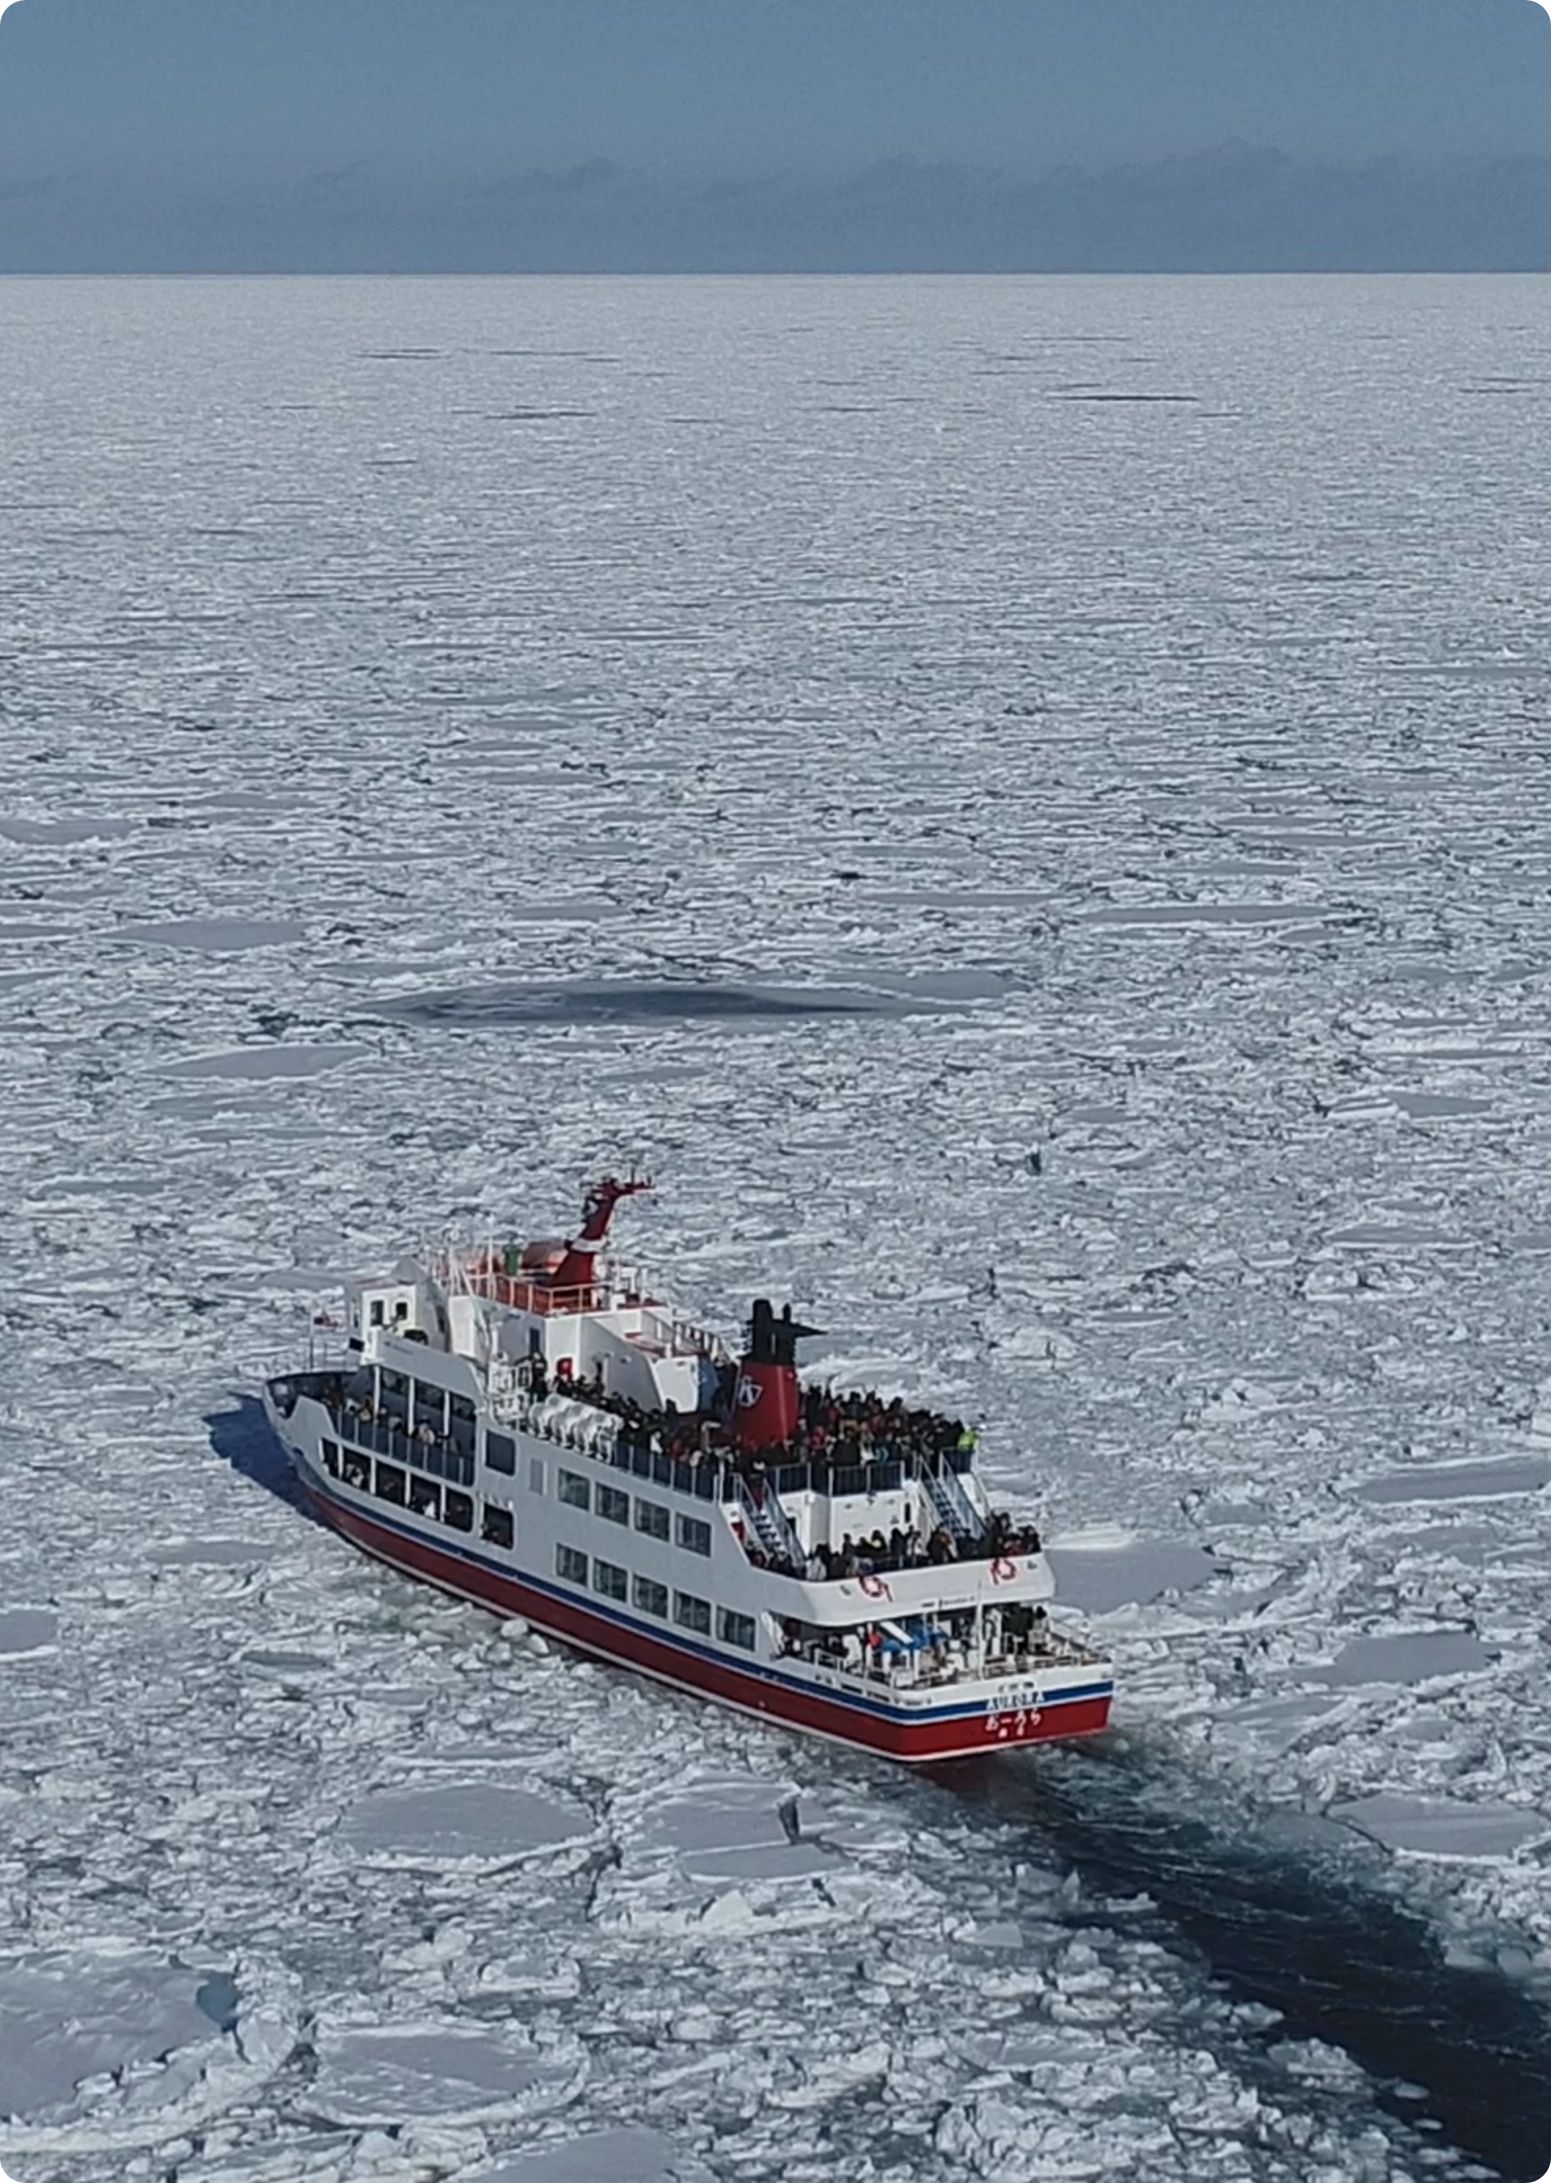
[436,1246,730,1361]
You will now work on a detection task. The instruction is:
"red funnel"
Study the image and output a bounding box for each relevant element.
[730,1299,820,1453]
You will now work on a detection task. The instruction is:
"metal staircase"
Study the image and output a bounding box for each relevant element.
[736,1477,804,1567]
[919,1459,982,1544]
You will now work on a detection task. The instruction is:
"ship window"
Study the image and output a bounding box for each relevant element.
[369,1299,384,1327]
[592,1558,628,1603]
[557,1470,590,1511]
[633,1574,668,1618]
[321,1438,340,1477]
[486,1431,516,1475]
[449,1392,476,1425]
[411,1382,446,1433]
[407,1475,440,1518]
[482,1504,514,1549]
[634,1498,670,1541]
[343,1452,370,1490]
[717,1609,757,1652]
[673,1591,711,1636]
[444,1489,473,1533]
[676,1514,712,1557]
[597,1483,629,1527]
[556,1544,588,1585]
[374,1461,406,1506]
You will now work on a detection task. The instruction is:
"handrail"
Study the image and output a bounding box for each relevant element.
[919,1454,981,1539]
[435,1247,729,1359]
[733,1474,804,1568]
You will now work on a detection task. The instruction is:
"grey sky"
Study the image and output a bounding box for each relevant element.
[1,1,1550,269]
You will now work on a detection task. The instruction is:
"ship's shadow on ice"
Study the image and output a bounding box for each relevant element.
[205,1395,310,1514]
[937,1737,1551,2183]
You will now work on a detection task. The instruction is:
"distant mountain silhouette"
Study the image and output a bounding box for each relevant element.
[3,142,1551,270]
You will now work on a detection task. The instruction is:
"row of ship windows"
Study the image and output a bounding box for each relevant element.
[323,1434,754,1650]
[350,1398,709,1567]
[553,1543,756,1649]
[553,1469,712,1555]
[341,1422,710,1560]
[323,1440,515,1549]
[322,1439,716,1580]
[374,1369,479,1432]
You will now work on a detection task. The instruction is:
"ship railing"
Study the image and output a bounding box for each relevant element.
[759,1456,907,1501]
[606,1438,725,1503]
[502,1394,727,1504]
[436,1243,731,1357]
[631,1305,732,1363]
[320,1401,478,1488]
[789,1632,1098,1692]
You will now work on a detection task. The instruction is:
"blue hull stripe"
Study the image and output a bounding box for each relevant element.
[301,1458,1114,1727]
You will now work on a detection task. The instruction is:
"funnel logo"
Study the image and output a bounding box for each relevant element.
[735,1376,762,1410]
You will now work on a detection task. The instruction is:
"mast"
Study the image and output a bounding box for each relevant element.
[546,1173,652,1301]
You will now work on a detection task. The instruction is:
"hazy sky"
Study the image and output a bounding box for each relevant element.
[2,0,1551,269]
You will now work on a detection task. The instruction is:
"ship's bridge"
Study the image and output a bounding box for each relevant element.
[440,1245,732,1422]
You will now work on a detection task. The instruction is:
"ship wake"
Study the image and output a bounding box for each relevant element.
[938,1735,1551,2182]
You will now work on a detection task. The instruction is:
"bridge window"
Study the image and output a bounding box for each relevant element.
[673,1592,711,1636]
[592,1558,628,1603]
[556,1544,588,1585]
[369,1299,384,1327]
[717,1609,756,1651]
[445,1489,473,1533]
[482,1505,514,1549]
[676,1514,711,1557]
[597,1483,629,1526]
[634,1498,669,1541]
[557,1470,590,1512]
[633,1575,668,1618]
[486,1431,516,1476]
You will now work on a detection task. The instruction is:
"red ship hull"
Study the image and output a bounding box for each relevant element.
[306,1479,1114,1764]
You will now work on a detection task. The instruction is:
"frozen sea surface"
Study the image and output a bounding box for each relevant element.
[4,272,1551,2181]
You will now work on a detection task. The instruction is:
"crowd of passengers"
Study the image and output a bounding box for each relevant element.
[521,1361,1041,1578]
[526,1358,977,1475]
[786,1600,1056,1679]
[747,1505,1042,1583]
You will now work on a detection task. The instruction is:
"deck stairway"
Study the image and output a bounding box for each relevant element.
[919,1459,983,1546]
[736,1476,805,1566]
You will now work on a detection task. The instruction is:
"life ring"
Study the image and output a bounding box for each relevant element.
[859,1573,892,1601]
[990,1556,1018,1583]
